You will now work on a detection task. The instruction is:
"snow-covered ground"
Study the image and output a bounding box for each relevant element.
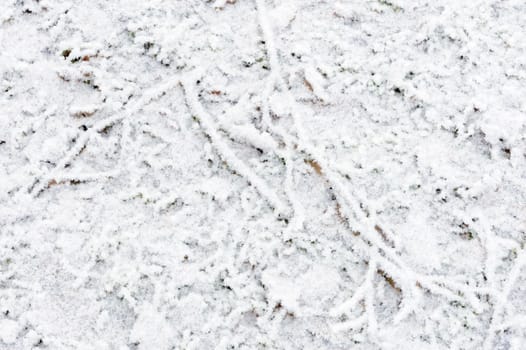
[1,0,526,349]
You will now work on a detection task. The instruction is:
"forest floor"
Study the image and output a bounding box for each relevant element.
[1,0,526,349]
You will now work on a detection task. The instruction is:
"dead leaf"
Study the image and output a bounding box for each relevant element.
[305,159,322,175]
[303,78,313,92]
[377,269,401,293]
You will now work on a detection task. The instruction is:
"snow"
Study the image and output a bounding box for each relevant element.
[1,0,526,349]
[0,319,20,344]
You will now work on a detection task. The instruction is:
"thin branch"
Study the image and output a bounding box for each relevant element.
[180,77,288,216]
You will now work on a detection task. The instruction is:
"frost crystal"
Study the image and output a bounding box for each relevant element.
[1,0,525,349]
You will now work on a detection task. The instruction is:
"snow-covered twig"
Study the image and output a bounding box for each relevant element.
[483,249,526,350]
[180,77,288,216]
[28,80,180,197]
[254,0,487,329]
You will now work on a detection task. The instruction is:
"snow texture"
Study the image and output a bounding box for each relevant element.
[1,0,526,349]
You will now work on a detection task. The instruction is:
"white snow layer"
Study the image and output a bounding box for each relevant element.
[1,0,525,349]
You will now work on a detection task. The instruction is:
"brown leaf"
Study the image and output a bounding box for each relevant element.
[305,159,322,175]
[303,78,313,92]
[377,269,401,293]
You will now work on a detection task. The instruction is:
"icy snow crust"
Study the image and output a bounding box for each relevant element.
[1,0,526,349]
